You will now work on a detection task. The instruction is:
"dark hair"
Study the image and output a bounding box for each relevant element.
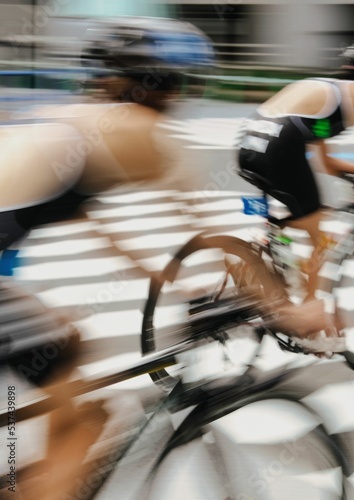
[333,69,354,80]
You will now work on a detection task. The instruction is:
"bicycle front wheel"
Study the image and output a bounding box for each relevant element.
[141,233,281,391]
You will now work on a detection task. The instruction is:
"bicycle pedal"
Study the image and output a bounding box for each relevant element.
[273,334,303,353]
[292,335,347,354]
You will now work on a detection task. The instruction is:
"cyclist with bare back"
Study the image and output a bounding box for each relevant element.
[1,17,215,500]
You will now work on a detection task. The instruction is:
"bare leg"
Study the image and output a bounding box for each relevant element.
[287,210,324,301]
[17,326,108,500]
[274,210,343,338]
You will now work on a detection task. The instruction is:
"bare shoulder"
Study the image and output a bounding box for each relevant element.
[342,80,354,102]
[336,80,354,126]
[264,79,325,104]
[260,79,329,117]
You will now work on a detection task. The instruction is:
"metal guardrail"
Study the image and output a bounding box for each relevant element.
[0,63,334,105]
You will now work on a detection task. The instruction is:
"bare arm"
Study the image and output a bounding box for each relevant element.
[316,139,354,176]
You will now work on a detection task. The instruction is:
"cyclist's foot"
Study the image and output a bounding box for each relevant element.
[269,299,347,357]
[269,299,330,337]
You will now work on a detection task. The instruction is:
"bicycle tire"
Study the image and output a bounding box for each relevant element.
[144,360,351,499]
[141,232,283,391]
[147,396,347,500]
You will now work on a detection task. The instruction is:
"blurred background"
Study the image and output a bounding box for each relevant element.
[2,3,354,499]
[1,0,354,110]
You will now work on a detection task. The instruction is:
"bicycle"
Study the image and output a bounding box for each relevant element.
[141,169,354,392]
[1,177,354,499]
[1,296,354,499]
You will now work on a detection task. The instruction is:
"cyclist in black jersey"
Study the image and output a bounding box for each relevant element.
[237,47,354,341]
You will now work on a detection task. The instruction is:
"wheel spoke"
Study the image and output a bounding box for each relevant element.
[141,235,277,391]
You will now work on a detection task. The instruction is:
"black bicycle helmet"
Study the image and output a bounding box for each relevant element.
[338,45,354,79]
[341,45,354,68]
[81,16,216,93]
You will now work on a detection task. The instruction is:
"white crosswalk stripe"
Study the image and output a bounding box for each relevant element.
[1,111,354,498]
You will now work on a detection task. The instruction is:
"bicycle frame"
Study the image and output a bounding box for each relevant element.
[243,201,354,305]
[2,253,354,498]
[1,329,351,500]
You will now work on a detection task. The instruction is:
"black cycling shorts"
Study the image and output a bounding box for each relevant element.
[238,117,320,218]
[0,189,90,251]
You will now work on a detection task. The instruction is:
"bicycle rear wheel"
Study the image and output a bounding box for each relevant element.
[147,398,347,500]
[141,233,282,391]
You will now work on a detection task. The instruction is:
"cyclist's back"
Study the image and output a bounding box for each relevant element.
[259,78,349,129]
[2,17,217,500]
[238,77,354,218]
[30,101,171,195]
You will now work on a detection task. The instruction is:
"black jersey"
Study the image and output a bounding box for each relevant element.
[237,77,353,218]
[239,78,348,156]
[289,78,346,141]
